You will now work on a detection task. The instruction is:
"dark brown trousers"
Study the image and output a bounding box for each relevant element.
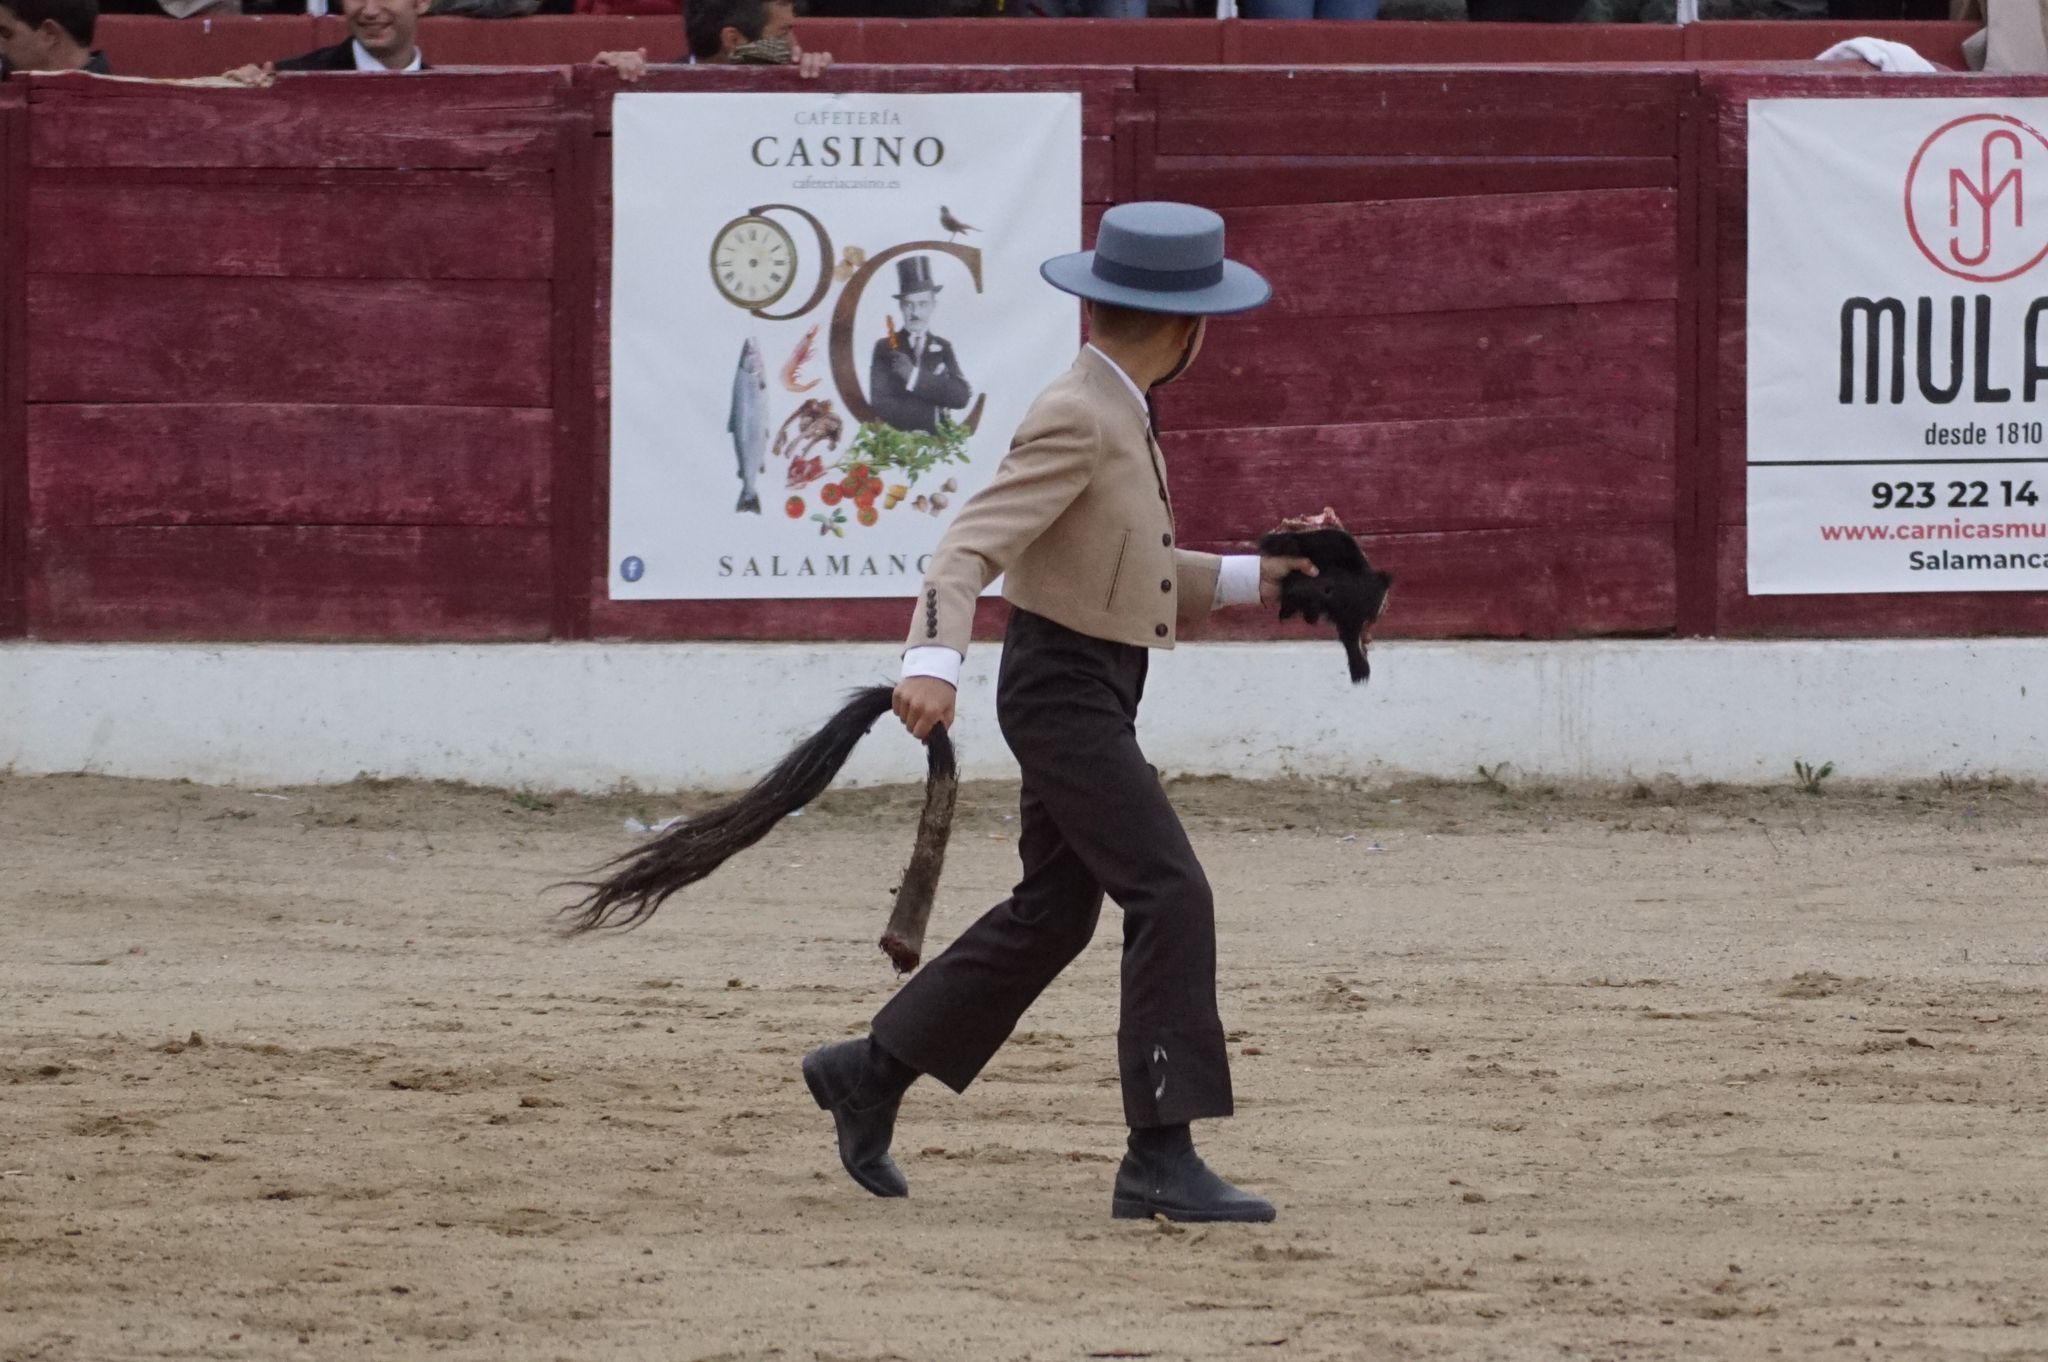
[870,607,1233,1128]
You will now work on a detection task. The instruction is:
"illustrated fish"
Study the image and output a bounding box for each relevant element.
[780,325,821,394]
[728,338,769,514]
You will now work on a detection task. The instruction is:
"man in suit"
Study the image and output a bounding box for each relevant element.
[0,0,109,77]
[801,203,1321,1224]
[221,0,427,82]
[868,256,972,436]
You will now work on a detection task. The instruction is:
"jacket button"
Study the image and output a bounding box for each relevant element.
[1159,579,1172,593]
[1154,623,1168,638]
[1160,533,1171,547]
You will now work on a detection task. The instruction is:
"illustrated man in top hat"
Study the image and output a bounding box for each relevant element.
[801,202,1325,1224]
[868,255,973,435]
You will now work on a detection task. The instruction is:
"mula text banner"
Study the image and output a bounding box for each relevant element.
[1748,97,2048,595]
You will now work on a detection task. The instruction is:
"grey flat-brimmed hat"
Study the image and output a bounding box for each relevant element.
[1040,201,1270,316]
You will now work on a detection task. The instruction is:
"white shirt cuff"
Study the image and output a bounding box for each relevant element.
[901,646,962,687]
[1213,554,1263,610]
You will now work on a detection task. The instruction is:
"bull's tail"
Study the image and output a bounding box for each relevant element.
[558,685,902,934]
[878,724,957,972]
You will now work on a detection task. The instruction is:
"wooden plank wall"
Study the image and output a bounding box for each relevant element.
[20,72,586,640]
[1136,68,1688,640]
[0,86,25,638]
[86,17,1982,83]
[8,66,2048,645]
[1697,70,2048,637]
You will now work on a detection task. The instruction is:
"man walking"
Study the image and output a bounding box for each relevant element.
[802,202,1317,1224]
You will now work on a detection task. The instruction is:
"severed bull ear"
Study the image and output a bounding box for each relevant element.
[1258,527,1391,686]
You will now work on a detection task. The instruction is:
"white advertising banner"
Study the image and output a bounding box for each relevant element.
[1747,98,2048,595]
[608,91,1082,600]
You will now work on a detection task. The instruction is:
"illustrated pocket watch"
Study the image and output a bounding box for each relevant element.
[708,205,833,320]
[709,213,797,311]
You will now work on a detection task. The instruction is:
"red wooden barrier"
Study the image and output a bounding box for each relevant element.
[1,86,25,638]
[1681,19,1972,68]
[18,71,590,641]
[92,15,321,79]
[87,15,1979,81]
[855,18,1220,64]
[4,63,2047,645]
[1222,18,1685,62]
[1125,67,1688,640]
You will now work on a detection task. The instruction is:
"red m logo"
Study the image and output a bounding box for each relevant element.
[1948,129,2025,268]
[1907,113,2048,284]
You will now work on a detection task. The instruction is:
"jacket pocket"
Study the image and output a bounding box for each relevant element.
[1103,531,1130,611]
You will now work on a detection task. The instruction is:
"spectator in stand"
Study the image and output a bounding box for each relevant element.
[0,0,109,76]
[592,0,832,84]
[221,0,429,80]
[1958,0,2048,67]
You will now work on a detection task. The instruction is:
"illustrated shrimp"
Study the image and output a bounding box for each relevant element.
[780,325,821,394]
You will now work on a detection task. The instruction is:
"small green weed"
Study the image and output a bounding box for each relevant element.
[1792,760,1835,796]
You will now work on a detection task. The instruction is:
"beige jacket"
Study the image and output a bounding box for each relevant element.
[906,347,1223,659]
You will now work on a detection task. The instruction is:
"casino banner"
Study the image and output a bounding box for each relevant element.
[607,91,1081,600]
[1747,98,2048,595]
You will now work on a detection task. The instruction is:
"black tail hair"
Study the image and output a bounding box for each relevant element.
[558,685,955,946]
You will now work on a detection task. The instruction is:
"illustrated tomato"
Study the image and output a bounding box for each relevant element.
[855,488,878,509]
[785,497,804,518]
[849,463,871,481]
[820,484,842,506]
[857,505,879,527]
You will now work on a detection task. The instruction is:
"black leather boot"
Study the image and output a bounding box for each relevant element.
[801,1037,914,1198]
[1112,1124,1276,1224]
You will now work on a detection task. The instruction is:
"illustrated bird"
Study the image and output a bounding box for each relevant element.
[939,206,978,240]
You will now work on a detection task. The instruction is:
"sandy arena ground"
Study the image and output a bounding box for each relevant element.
[3,771,2046,1362]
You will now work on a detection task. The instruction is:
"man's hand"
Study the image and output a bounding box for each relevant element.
[792,42,833,78]
[592,48,650,83]
[893,676,956,742]
[1258,553,1317,606]
[220,61,275,87]
[887,351,916,385]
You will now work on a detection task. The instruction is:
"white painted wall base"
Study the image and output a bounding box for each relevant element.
[1,639,2041,790]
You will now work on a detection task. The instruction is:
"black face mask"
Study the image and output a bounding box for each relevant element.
[1153,320,1204,389]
